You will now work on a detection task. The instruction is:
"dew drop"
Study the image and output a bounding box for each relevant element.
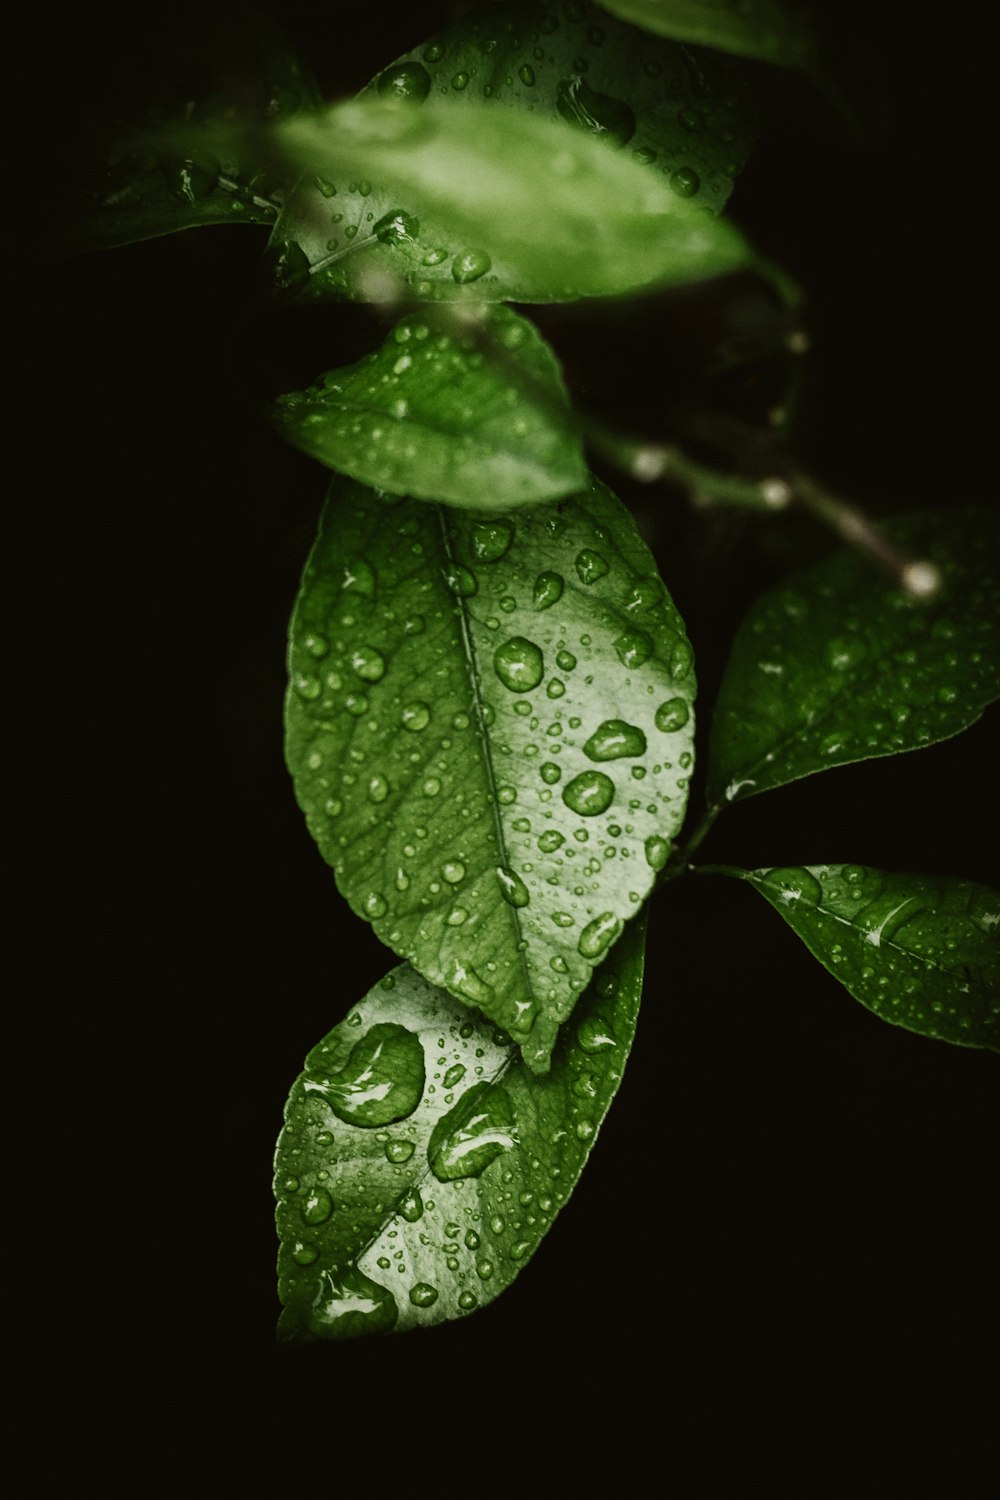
[377,61,432,102]
[385,1139,415,1164]
[577,1014,617,1053]
[351,645,386,682]
[655,698,690,733]
[583,718,647,762]
[444,563,478,597]
[401,701,431,731]
[494,636,544,692]
[767,867,823,905]
[367,773,390,803]
[428,1083,517,1181]
[562,770,615,816]
[301,1187,334,1225]
[670,166,700,197]
[291,1240,319,1266]
[305,1022,425,1127]
[496,866,530,907]
[409,1281,439,1307]
[452,249,492,283]
[372,208,420,244]
[519,64,535,86]
[470,519,514,561]
[306,1267,398,1339]
[533,571,564,609]
[556,76,636,146]
[399,1188,424,1222]
[540,761,561,784]
[442,860,466,884]
[538,829,565,852]
[644,835,671,871]
[578,912,622,960]
[575,549,610,584]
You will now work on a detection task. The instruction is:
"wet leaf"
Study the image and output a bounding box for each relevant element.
[733,865,999,1051]
[285,475,694,1071]
[275,918,645,1340]
[595,0,816,69]
[269,307,585,508]
[707,508,1000,810]
[269,0,756,303]
[65,33,320,252]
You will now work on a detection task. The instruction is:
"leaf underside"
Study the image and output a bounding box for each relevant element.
[708,508,1000,809]
[594,0,816,70]
[269,0,759,304]
[739,865,999,1051]
[275,917,646,1340]
[285,474,694,1071]
[269,306,586,509]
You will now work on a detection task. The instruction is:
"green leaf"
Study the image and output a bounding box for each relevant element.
[732,865,999,1051]
[707,508,1000,810]
[286,475,694,1072]
[594,0,816,69]
[274,917,646,1340]
[269,0,757,304]
[269,307,585,508]
[65,39,320,252]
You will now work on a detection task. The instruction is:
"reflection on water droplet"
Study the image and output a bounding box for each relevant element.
[364,891,388,917]
[533,571,564,609]
[563,770,615,816]
[373,209,420,244]
[575,549,610,584]
[442,860,466,884]
[496,866,530,907]
[494,636,544,692]
[458,1290,478,1310]
[540,762,561,784]
[556,75,636,146]
[401,701,431,731]
[644,835,670,871]
[307,1267,398,1339]
[428,1083,517,1181]
[291,1240,319,1266]
[445,563,478,597]
[538,829,565,852]
[409,1282,439,1307]
[385,1139,415,1164]
[305,1022,425,1127]
[377,61,432,102]
[583,718,647,761]
[655,698,690,733]
[670,166,700,197]
[470,520,514,561]
[399,1187,424,1222]
[367,773,390,803]
[452,249,492,283]
[302,1187,334,1225]
[578,1014,616,1052]
[578,912,622,960]
[443,1063,466,1089]
[342,556,376,595]
[767,867,822,906]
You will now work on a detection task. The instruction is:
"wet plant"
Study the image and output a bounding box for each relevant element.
[69,0,998,1341]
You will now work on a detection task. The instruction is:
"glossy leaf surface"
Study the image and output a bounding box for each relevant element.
[275,919,645,1340]
[595,0,815,68]
[66,41,319,251]
[285,476,694,1071]
[736,865,999,1051]
[270,307,585,508]
[708,509,1000,809]
[269,0,757,303]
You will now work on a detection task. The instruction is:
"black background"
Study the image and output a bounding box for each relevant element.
[10,0,998,1470]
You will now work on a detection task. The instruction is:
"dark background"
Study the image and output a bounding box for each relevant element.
[10,0,997,1467]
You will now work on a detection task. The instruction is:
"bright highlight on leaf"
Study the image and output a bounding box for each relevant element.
[274,918,645,1340]
[269,307,585,509]
[731,865,999,1052]
[270,0,759,304]
[595,0,816,70]
[272,95,748,304]
[285,475,694,1071]
[707,508,1000,809]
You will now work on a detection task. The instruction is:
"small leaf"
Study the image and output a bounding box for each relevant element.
[269,307,585,508]
[65,35,320,252]
[734,865,999,1051]
[595,0,816,70]
[269,0,756,304]
[285,475,694,1071]
[275,917,646,1341]
[708,509,1000,809]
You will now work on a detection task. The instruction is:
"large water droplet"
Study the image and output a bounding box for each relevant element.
[351,645,386,682]
[556,76,636,146]
[655,698,690,733]
[301,1187,334,1225]
[766,867,823,906]
[644,835,670,871]
[470,520,514,561]
[578,1014,617,1053]
[496,866,530,907]
[373,209,420,244]
[399,1187,424,1222]
[306,1267,398,1339]
[401,701,430,732]
[444,563,477,597]
[562,771,615,816]
[385,1139,415,1164]
[342,556,376,596]
[578,912,622,960]
[452,249,492,283]
[377,62,432,103]
[670,166,700,197]
[409,1282,439,1307]
[428,1083,517,1181]
[613,630,653,668]
[583,718,647,762]
[575,549,610,584]
[305,1022,425,1127]
[533,571,564,609]
[494,636,544,692]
